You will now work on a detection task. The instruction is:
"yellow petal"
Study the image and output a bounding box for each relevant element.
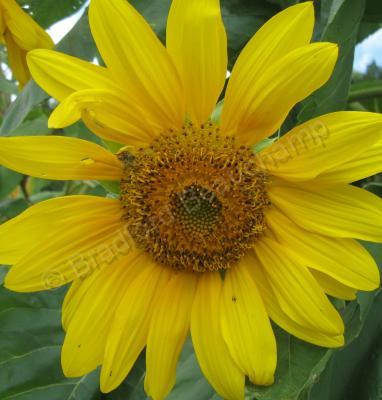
[191,272,244,400]
[249,252,344,348]
[62,271,102,331]
[266,207,380,291]
[49,89,157,147]
[221,261,277,385]
[4,30,29,88]
[27,49,115,101]
[0,195,123,265]
[2,0,53,51]
[310,269,357,301]
[1,0,53,89]
[167,0,227,124]
[100,261,171,393]
[259,112,382,182]
[317,137,382,184]
[4,197,131,292]
[0,136,122,181]
[61,251,143,377]
[144,272,198,400]
[0,6,6,39]
[269,181,382,242]
[254,238,344,336]
[221,2,314,137]
[222,43,338,145]
[89,0,185,130]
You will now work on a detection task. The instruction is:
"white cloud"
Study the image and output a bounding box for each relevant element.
[47,1,89,44]
[354,28,382,73]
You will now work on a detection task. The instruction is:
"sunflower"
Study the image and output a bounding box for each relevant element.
[0,0,53,89]
[0,0,382,399]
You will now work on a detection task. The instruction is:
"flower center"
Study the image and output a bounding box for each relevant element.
[170,184,222,235]
[119,123,270,272]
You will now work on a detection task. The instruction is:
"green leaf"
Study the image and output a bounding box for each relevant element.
[357,21,382,42]
[0,198,29,223]
[130,0,280,69]
[308,290,382,400]
[0,266,8,284]
[0,283,101,400]
[306,199,382,400]
[363,0,382,23]
[167,340,220,400]
[0,81,48,136]
[298,0,366,122]
[0,10,98,137]
[0,167,23,200]
[222,0,280,69]
[105,353,146,400]
[100,181,120,196]
[9,114,53,136]
[248,327,332,400]
[0,77,17,95]
[64,121,102,145]
[362,182,382,197]
[348,79,382,102]
[129,0,171,41]
[29,191,64,203]
[55,10,98,61]
[107,339,220,400]
[348,79,382,113]
[19,0,88,29]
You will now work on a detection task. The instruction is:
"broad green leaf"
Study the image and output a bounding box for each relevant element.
[28,191,64,203]
[0,11,98,137]
[0,81,47,136]
[357,21,382,42]
[105,353,147,400]
[308,290,382,400]
[362,182,382,197]
[26,178,61,195]
[56,10,98,61]
[0,198,28,223]
[131,0,280,69]
[265,0,298,8]
[306,181,382,400]
[106,339,221,400]
[19,0,88,29]
[298,0,366,121]
[129,0,171,41]
[100,181,120,195]
[248,327,332,400]
[0,77,17,95]
[9,114,52,136]
[222,0,280,69]
[348,79,382,113]
[363,0,382,23]
[0,167,23,200]
[0,282,101,400]
[167,340,221,400]
[348,79,382,102]
[318,0,346,28]
[64,121,102,145]
[0,266,7,284]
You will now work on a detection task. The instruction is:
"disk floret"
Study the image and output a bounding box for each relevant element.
[119,123,270,272]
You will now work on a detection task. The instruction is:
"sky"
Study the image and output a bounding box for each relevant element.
[354,29,382,73]
[47,5,382,74]
[47,2,89,43]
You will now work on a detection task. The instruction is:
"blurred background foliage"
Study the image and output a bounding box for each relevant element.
[1,0,382,399]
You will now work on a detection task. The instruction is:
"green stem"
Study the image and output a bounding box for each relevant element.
[348,85,382,102]
[348,101,369,112]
